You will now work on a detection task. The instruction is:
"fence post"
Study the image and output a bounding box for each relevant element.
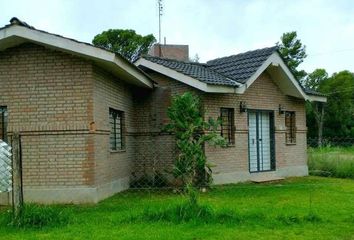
[12,132,23,218]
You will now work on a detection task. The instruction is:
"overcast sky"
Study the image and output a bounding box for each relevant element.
[1,0,354,74]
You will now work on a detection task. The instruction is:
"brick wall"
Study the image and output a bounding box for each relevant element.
[0,43,95,190]
[144,71,308,183]
[149,44,189,61]
[92,65,136,191]
[203,72,307,178]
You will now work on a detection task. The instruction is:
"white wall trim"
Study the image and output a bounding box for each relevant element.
[241,52,326,102]
[136,58,237,93]
[306,94,327,103]
[0,25,153,88]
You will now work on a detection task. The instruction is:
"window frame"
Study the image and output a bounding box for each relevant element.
[109,108,125,151]
[285,111,296,144]
[220,107,235,145]
[0,107,8,143]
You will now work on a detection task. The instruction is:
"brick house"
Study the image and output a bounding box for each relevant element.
[0,18,325,204]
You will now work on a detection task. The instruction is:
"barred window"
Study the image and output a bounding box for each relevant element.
[109,108,125,150]
[285,111,296,144]
[0,107,8,143]
[220,108,235,145]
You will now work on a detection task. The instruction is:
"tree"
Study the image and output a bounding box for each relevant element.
[166,92,225,188]
[92,29,156,62]
[277,31,307,81]
[189,54,200,63]
[321,71,354,139]
[305,69,329,145]
[304,69,328,90]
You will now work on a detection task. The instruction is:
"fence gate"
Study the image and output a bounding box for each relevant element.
[0,140,12,194]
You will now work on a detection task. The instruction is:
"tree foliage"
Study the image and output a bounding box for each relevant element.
[277,31,307,81]
[166,92,226,188]
[304,69,328,90]
[305,69,329,141]
[321,71,354,138]
[306,70,354,139]
[92,29,156,62]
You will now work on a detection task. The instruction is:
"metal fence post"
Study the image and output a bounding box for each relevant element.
[12,132,23,218]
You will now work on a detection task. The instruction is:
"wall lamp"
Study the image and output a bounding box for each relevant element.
[279,104,286,115]
[239,101,247,113]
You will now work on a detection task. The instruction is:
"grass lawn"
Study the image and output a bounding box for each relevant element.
[1,176,354,240]
[308,146,354,179]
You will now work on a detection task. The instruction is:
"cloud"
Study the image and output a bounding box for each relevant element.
[1,0,353,73]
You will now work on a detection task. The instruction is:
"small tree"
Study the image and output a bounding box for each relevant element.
[166,92,225,189]
[305,69,328,146]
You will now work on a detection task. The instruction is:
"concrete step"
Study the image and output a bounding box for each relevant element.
[251,176,284,183]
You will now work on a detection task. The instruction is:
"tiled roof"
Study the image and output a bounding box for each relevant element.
[143,55,239,86]
[143,47,325,98]
[303,88,327,97]
[206,46,278,84]
[143,46,277,87]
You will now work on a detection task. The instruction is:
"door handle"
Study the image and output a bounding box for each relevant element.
[252,139,255,145]
[259,138,262,141]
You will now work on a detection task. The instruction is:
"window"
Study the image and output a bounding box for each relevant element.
[109,108,125,150]
[285,111,296,144]
[0,107,8,143]
[220,108,235,145]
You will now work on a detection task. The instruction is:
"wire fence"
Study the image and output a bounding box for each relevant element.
[0,136,353,206]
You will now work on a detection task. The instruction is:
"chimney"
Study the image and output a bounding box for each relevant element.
[148,44,189,61]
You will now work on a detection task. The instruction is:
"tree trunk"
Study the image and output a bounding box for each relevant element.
[314,102,325,147]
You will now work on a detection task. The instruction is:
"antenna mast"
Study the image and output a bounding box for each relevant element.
[158,0,163,44]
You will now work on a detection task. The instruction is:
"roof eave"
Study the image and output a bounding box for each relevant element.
[136,58,237,93]
[0,24,153,89]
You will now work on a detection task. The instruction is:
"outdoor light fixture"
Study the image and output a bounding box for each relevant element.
[279,104,285,115]
[239,101,247,113]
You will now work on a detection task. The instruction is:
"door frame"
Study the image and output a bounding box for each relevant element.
[247,109,276,173]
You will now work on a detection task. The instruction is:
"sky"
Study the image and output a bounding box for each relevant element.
[1,0,354,74]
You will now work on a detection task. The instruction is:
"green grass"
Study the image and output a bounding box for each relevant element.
[1,177,354,239]
[308,146,354,179]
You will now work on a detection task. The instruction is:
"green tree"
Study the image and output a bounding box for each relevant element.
[92,29,156,62]
[305,69,328,144]
[166,92,225,188]
[321,71,354,138]
[304,69,328,90]
[277,31,307,81]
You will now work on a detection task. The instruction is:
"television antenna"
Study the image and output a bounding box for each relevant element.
[158,0,163,44]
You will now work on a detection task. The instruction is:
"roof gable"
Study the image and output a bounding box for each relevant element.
[206,46,277,83]
[0,18,153,89]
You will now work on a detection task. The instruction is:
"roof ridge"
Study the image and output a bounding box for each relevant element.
[143,55,207,66]
[207,46,278,65]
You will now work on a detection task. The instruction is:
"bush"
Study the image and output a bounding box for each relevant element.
[4,204,72,229]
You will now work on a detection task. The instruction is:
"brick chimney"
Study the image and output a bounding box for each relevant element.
[149,44,189,61]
